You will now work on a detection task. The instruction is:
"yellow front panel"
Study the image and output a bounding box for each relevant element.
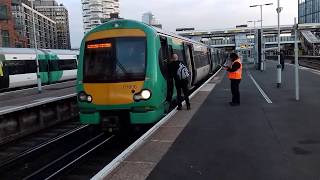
[84,81,144,105]
[86,29,146,42]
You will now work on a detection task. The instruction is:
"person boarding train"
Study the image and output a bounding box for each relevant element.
[169,54,191,110]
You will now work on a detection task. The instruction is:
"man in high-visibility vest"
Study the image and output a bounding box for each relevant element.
[223,53,242,106]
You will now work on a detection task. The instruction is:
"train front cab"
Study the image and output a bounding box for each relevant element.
[77,20,169,131]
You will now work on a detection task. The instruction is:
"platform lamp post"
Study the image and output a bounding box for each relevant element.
[276,0,283,88]
[250,3,273,71]
[30,0,42,93]
[294,17,300,101]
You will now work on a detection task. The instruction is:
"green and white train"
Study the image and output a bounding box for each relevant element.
[0,48,79,90]
[77,19,226,131]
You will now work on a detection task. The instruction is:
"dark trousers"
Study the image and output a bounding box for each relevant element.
[231,79,241,104]
[176,79,190,108]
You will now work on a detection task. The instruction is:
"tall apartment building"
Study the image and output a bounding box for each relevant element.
[0,0,57,48]
[298,0,320,23]
[33,0,71,49]
[82,0,120,34]
[142,12,162,29]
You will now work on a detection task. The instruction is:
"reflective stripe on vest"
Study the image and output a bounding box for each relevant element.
[228,59,242,79]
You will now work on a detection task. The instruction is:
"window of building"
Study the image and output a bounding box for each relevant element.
[1,30,10,47]
[0,5,8,20]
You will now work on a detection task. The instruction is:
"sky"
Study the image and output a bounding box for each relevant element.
[59,0,298,48]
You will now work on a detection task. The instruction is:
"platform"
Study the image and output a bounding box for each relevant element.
[104,60,320,180]
[0,81,76,115]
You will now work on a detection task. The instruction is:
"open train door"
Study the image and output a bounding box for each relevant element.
[0,60,9,90]
[159,36,173,104]
[183,43,196,88]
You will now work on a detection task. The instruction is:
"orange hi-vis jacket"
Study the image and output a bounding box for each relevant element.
[228,59,242,80]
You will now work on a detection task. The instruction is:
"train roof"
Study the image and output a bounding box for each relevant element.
[0,48,45,54]
[93,19,208,47]
[0,48,79,55]
[151,25,207,46]
[42,49,79,55]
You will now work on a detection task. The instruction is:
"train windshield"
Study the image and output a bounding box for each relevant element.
[84,37,146,83]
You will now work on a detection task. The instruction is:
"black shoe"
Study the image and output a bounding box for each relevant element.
[177,106,182,110]
[187,105,191,110]
[229,102,240,106]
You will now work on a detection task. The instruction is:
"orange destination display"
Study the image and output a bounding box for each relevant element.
[87,43,112,49]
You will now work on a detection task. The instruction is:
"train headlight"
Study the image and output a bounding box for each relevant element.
[133,89,152,101]
[141,90,151,99]
[87,95,93,102]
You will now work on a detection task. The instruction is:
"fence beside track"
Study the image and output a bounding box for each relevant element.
[0,94,78,145]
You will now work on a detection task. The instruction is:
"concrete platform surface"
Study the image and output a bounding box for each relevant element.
[104,72,225,180]
[146,61,320,180]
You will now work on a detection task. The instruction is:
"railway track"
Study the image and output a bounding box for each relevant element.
[24,133,115,180]
[0,123,101,180]
[267,56,320,70]
[299,58,320,70]
[0,120,84,162]
[0,120,146,180]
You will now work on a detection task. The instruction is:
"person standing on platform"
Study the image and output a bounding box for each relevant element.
[169,53,191,110]
[280,51,285,71]
[223,53,242,106]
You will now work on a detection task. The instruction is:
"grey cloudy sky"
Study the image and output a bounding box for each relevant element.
[59,0,298,48]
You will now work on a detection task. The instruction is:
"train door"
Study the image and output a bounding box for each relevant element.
[0,61,9,89]
[159,36,173,102]
[183,43,196,86]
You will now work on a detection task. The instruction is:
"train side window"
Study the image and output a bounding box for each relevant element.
[184,44,193,72]
[24,60,37,73]
[193,51,200,67]
[172,49,185,64]
[6,60,26,75]
[168,45,173,58]
[58,59,77,71]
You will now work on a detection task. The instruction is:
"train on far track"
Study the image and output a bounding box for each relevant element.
[77,19,227,132]
[0,48,79,91]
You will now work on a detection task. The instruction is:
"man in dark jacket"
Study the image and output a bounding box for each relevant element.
[168,54,191,110]
[224,53,242,106]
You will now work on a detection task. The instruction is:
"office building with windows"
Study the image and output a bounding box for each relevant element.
[299,0,320,23]
[82,0,120,34]
[0,0,57,48]
[33,0,71,49]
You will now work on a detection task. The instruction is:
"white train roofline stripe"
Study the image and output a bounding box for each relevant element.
[91,68,223,180]
[0,93,76,116]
